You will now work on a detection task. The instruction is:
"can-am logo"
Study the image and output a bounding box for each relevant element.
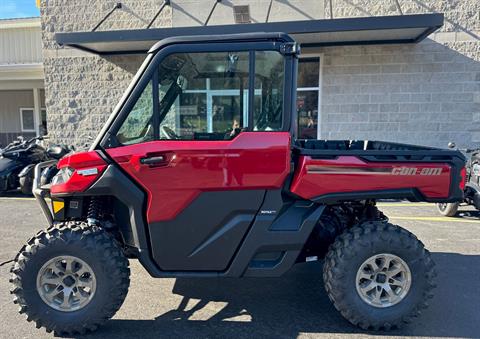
[392,167,443,176]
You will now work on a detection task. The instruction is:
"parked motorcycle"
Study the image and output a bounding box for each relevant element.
[0,136,71,195]
[436,142,480,216]
[0,136,47,194]
[18,144,70,194]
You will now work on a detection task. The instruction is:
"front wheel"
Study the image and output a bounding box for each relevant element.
[436,202,459,217]
[10,221,130,335]
[323,221,436,330]
[19,175,33,195]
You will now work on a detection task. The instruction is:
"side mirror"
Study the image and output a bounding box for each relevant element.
[448,142,456,149]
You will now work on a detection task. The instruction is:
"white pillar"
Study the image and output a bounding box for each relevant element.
[33,88,41,137]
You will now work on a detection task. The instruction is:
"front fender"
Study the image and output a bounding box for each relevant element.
[0,157,22,191]
[0,157,20,174]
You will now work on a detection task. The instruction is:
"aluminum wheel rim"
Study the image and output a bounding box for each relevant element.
[355,253,411,308]
[438,203,448,211]
[36,255,96,312]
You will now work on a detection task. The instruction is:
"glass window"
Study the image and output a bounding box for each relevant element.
[158,51,249,140]
[253,51,285,131]
[41,108,47,135]
[297,58,319,88]
[117,51,250,144]
[116,49,288,145]
[116,81,155,145]
[20,108,35,132]
[297,91,318,139]
[297,58,320,139]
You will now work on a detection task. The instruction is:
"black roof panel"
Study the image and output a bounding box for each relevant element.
[55,13,444,55]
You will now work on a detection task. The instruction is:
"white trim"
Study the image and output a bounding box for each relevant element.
[297,53,324,139]
[0,17,41,30]
[297,87,320,91]
[0,64,44,81]
[0,63,43,72]
[19,107,36,132]
[0,80,44,90]
[184,78,262,132]
[318,55,324,139]
[33,88,41,136]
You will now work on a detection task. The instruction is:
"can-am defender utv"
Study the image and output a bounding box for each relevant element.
[10,33,466,335]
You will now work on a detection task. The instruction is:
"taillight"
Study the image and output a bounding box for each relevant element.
[459,166,467,191]
[50,151,106,194]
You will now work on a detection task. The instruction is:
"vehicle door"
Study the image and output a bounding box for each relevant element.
[104,41,296,271]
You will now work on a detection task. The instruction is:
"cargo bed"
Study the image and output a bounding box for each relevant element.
[291,140,466,203]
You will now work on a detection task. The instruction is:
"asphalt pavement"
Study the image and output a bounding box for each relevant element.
[0,196,479,339]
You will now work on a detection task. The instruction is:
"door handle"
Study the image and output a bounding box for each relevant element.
[140,155,166,165]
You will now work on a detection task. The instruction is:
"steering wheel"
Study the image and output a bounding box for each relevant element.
[161,125,179,139]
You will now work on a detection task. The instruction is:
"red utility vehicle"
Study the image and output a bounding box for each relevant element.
[11,33,465,335]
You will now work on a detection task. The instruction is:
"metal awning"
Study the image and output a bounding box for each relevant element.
[55,13,443,55]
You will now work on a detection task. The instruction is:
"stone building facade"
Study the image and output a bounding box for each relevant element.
[40,0,480,148]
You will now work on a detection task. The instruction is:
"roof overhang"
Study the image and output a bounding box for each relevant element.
[55,13,444,55]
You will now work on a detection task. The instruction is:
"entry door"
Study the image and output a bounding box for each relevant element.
[105,48,291,271]
[107,132,290,271]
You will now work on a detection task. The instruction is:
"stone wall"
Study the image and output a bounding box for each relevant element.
[314,0,480,147]
[40,0,480,148]
[40,0,172,147]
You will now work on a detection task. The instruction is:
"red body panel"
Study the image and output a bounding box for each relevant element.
[51,151,107,194]
[290,156,452,200]
[106,132,291,223]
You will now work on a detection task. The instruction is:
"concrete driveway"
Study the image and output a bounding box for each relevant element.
[0,197,479,339]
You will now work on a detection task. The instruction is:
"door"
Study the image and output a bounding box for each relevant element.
[105,47,292,271]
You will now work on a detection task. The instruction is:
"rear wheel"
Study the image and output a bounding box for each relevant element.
[10,221,130,335]
[323,221,435,330]
[436,202,459,217]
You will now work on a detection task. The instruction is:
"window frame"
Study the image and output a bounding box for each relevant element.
[19,107,36,132]
[102,40,294,147]
[297,53,323,139]
[41,107,47,133]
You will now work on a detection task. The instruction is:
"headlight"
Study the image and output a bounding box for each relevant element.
[51,167,74,186]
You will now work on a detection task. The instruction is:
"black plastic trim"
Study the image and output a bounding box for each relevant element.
[84,165,149,250]
[312,187,463,204]
[148,190,265,272]
[247,50,255,131]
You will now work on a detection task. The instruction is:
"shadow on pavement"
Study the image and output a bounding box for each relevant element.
[0,190,32,198]
[76,252,480,338]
